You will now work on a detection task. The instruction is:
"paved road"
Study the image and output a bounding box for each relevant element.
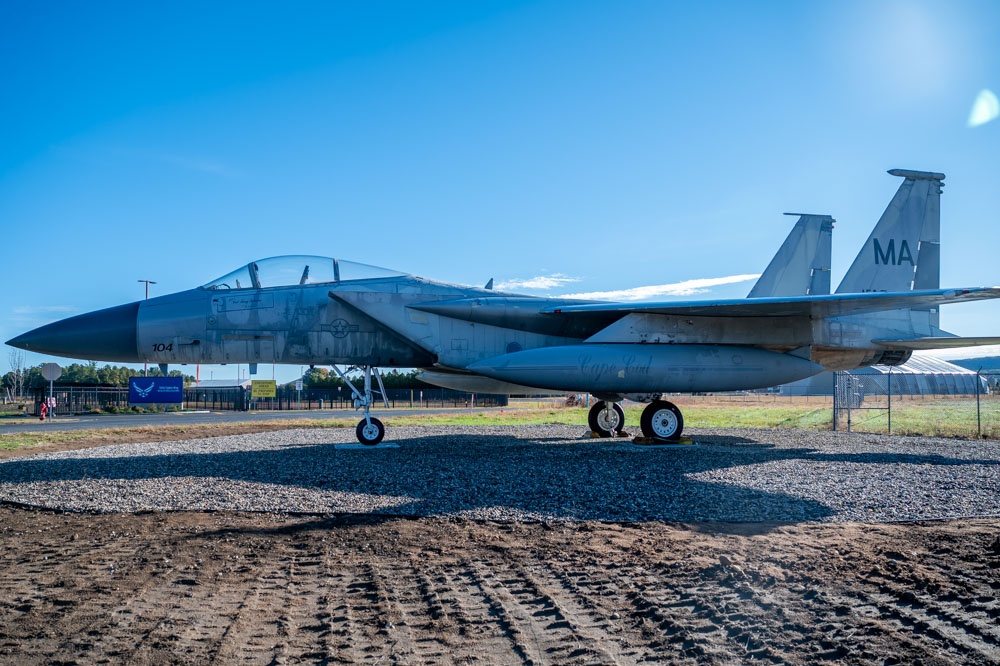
[0,408,471,433]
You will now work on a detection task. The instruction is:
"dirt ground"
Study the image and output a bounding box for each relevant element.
[2,429,1000,665]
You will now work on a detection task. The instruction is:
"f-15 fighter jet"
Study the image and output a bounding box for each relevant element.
[9,169,1000,444]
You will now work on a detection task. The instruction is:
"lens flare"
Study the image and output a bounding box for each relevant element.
[968,89,999,127]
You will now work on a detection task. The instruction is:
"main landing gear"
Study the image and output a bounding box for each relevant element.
[587,399,685,442]
[639,400,684,441]
[333,365,388,445]
[587,401,626,438]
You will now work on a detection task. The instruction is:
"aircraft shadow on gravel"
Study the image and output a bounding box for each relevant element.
[1,434,997,524]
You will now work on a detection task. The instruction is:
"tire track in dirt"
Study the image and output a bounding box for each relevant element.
[369,561,459,663]
[364,562,443,664]
[623,578,746,662]
[115,547,247,664]
[539,562,665,662]
[1,531,158,662]
[417,564,528,663]
[829,584,1000,663]
[325,562,395,663]
[4,508,1000,664]
[209,549,338,664]
[514,562,636,664]
[470,560,628,665]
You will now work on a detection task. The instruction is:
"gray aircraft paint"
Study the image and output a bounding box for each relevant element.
[9,169,1000,442]
[468,344,823,394]
[836,169,943,295]
[748,214,834,298]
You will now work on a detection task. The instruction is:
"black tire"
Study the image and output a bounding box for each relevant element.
[356,417,385,445]
[588,401,626,437]
[640,400,683,441]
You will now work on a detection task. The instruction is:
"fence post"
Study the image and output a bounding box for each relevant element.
[832,372,838,431]
[977,369,982,438]
[887,367,892,434]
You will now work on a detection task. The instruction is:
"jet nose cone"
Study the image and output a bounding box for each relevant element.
[6,302,140,362]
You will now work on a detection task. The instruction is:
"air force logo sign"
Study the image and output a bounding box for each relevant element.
[129,377,184,404]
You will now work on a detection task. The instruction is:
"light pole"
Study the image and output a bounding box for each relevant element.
[138,280,156,376]
[138,279,157,300]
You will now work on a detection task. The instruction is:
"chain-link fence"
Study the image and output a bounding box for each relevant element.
[28,385,508,416]
[833,370,1000,438]
[20,374,1000,439]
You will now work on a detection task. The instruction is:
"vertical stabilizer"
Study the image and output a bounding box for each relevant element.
[748,214,834,297]
[835,169,944,295]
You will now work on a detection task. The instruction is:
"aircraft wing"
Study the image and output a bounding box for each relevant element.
[542,287,1000,319]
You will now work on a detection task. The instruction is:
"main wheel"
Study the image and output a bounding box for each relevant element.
[588,401,626,437]
[356,417,385,445]
[640,400,683,441]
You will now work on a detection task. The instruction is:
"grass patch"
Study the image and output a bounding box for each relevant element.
[663,404,833,430]
[835,400,1000,439]
[0,419,357,457]
[2,396,999,456]
[390,408,589,428]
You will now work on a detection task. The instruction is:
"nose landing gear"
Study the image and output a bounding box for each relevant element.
[333,365,388,445]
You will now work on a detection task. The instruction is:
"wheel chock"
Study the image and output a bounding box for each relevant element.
[631,436,694,446]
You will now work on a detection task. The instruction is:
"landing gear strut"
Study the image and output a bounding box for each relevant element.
[333,365,388,445]
[588,401,626,437]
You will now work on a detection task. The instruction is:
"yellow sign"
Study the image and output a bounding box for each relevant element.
[251,380,277,398]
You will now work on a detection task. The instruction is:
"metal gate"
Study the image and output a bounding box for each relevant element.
[833,371,890,433]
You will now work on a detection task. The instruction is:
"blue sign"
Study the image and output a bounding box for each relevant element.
[129,377,184,404]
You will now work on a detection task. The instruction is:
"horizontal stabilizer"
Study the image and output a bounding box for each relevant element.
[873,336,1000,351]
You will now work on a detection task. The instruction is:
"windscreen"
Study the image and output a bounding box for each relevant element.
[202,256,403,289]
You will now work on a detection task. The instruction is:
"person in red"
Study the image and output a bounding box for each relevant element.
[39,401,48,421]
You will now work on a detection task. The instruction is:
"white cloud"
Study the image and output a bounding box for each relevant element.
[155,153,242,178]
[12,306,78,315]
[8,306,79,331]
[968,89,999,128]
[559,274,761,301]
[495,274,580,291]
[85,145,243,178]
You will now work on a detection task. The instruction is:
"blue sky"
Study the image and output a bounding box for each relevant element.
[2,0,998,382]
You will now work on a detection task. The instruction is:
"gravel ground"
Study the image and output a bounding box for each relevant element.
[1,425,998,522]
[4,426,1000,664]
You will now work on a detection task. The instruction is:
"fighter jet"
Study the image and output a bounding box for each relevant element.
[8,169,1000,444]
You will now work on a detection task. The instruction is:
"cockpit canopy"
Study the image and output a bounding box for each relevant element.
[201,255,404,290]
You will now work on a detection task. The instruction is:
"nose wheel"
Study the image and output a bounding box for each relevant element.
[356,417,385,446]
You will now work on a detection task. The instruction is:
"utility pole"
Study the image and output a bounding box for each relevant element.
[138,280,156,376]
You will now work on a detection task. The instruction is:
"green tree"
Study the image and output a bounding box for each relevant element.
[380,369,424,389]
[60,362,100,384]
[303,367,346,388]
[19,362,195,387]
